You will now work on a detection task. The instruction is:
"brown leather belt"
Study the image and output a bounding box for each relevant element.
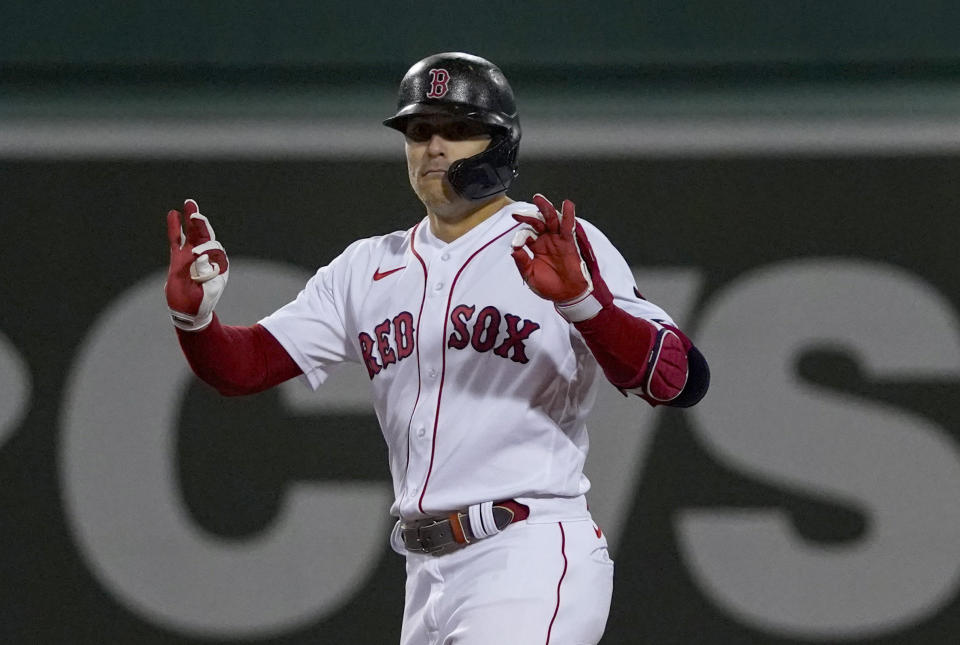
[400,500,530,556]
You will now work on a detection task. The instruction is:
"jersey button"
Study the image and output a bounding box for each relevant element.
[417,427,426,438]
[441,253,450,261]
[433,282,444,291]
[427,368,438,379]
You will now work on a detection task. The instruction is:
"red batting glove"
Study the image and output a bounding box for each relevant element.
[510,194,613,322]
[165,199,229,331]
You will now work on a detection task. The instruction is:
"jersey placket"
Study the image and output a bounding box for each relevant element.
[401,236,457,517]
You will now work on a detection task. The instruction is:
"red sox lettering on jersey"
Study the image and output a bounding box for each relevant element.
[358,306,541,378]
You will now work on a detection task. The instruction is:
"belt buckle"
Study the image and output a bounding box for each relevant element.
[415,520,443,554]
[404,518,458,556]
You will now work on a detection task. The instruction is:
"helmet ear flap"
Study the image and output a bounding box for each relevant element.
[447,131,520,200]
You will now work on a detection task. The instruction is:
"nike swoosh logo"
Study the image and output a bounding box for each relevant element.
[372,266,404,281]
[594,524,603,539]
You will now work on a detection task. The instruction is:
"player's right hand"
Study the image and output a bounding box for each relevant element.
[165,199,229,331]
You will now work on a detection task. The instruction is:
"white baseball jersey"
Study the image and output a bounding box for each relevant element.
[259,201,674,521]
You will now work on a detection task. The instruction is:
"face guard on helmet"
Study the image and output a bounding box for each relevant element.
[384,52,521,201]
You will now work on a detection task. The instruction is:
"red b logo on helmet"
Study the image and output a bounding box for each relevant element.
[426,68,450,98]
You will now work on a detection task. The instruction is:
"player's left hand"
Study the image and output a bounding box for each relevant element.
[510,194,613,322]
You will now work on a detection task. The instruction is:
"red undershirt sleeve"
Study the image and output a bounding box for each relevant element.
[573,305,657,388]
[175,313,303,396]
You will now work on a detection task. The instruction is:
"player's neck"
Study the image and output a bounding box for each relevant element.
[427,194,513,243]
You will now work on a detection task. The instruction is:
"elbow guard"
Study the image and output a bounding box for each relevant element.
[627,323,710,408]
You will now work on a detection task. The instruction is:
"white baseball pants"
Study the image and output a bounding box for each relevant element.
[399,517,613,645]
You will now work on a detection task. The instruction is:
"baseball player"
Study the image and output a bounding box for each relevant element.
[165,52,709,644]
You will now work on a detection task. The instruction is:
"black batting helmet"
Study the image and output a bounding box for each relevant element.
[384,52,521,200]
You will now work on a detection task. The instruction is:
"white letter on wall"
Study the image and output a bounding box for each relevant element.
[60,260,391,638]
[681,258,960,639]
[0,331,31,448]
